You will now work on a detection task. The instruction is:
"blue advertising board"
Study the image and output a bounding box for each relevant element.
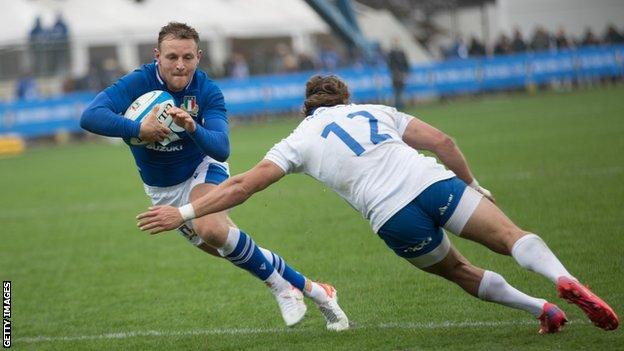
[1,45,622,138]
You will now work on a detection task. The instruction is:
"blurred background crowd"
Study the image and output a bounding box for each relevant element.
[2,0,623,102]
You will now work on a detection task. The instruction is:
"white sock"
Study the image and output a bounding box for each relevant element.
[478,270,546,317]
[216,227,241,257]
[511,233,573,284]
[258,248,327,303]
[305,282,330,304]
[265,270,291,294]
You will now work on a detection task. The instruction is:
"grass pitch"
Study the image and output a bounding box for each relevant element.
[1,86,623,350]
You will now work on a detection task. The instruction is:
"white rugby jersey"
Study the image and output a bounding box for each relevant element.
[265,104,455,233]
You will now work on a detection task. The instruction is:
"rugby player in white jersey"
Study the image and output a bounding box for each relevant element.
[137,75,618,333]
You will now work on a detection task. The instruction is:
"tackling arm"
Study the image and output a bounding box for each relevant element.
[136,160,286,233]
[191,159,284,218]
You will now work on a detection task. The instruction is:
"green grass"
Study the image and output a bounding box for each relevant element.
[1,86,623,350]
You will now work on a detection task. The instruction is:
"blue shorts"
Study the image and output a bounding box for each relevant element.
[378,177,476,262]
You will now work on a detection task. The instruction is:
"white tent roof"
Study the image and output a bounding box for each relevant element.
[2,0,42,45]
[2,0,328,45]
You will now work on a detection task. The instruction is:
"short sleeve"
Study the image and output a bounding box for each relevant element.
[393,111,414,137]
[264,134,303,174]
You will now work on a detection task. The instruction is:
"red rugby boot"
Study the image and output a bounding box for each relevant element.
[557,276,619,331]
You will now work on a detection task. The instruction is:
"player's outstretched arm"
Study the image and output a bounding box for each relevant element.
[401,116,495,202]
[136,160,285,234]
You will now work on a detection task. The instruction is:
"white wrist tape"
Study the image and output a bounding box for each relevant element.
[178,204,196,221]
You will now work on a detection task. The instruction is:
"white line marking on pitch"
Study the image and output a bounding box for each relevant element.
[17,320,587,344]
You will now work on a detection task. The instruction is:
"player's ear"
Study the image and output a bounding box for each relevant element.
[153,48,160,62]
[197,49,202,61]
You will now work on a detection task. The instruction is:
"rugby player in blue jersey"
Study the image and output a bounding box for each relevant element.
[80,22,348,330]
[138,75,618,334]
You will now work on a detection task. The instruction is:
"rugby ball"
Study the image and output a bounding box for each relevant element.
[123,90,184,146]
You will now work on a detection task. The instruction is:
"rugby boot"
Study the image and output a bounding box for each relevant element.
[557,276,618,331]
[275,286,307,327]
[314,283,349,331]
[538,302,568,334]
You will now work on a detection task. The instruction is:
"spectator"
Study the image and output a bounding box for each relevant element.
[530,26,552,52]
[554,26,572,50]
[603,24,624,44]
[581,28,601,46]
[80,59,125,91]
[271,43,298,73]
[224,53,249,79]
[49,13,70,74]
[348,48,367,69]
[85,64,104,91]
[61,74,77,93]
[493,34,512,56]
[369,42,388,67]
[29,16,47,76]
[319,43,341,71]
[297,52,316,71]
[468,36,486,57]
[386,37,410,109]
[510,27,527,53]
[100,58,125,88]
[223,55,234,77]
[447,38,468,59]
[15,70,39,100]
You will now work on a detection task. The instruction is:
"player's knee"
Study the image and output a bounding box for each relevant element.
[193,220,229,247]
[493,226,525,255]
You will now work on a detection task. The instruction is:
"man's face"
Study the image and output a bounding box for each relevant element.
[155,37,201,92]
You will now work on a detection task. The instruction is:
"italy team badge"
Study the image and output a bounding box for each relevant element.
[182,96,199,117]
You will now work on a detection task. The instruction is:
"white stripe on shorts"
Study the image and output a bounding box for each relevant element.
[406,231,451,268]
[444,186,483,235]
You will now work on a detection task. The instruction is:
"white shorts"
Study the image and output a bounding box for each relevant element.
[143,157,229,246]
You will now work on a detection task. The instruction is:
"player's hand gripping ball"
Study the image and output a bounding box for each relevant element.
[123,90,184,146]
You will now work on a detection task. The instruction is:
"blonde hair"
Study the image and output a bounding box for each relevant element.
[158,22,199,49]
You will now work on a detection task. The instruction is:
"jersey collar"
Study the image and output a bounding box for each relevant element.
[312,104,349,116]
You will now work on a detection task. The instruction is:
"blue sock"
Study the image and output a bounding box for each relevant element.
[260,248,306,291]
[224,230,274,281]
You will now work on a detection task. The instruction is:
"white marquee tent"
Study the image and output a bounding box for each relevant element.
[3,0,329,75]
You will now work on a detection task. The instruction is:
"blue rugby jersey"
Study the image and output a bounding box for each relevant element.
[81,62,230,187]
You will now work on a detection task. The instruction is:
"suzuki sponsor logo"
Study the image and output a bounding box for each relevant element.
[146,144,183,152]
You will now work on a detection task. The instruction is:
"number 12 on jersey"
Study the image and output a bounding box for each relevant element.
[321,111,391,156]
